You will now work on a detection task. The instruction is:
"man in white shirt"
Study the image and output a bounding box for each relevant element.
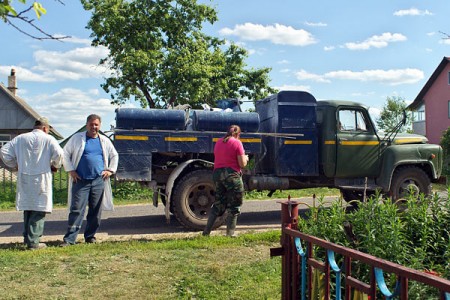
[61,114,118,246]
[0,117,64,249]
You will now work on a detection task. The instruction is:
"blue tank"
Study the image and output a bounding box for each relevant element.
[192,110,260,132]
[115,108,186,130]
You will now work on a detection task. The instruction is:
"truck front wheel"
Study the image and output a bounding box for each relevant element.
[172,169,225,231]
[390,166,431,201]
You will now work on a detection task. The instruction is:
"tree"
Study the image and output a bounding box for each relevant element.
[376,96,411,133]
[0,0,67,40]
[81,0,276,109]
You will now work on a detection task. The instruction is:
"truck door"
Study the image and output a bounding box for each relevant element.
[336,108,380,177]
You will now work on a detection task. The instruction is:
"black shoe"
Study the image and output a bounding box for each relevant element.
[85,237,97,244]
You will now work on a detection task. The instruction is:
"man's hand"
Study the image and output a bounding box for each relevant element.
[102,170,113,179]
[69,170,80,183]
[51,166,58,173]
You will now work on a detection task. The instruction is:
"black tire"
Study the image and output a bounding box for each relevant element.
[171,169,225,231]
[390,166,431,201]
[341,189,364,202]
[340,189,374,207]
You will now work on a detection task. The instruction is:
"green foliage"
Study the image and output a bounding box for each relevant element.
[113,181,153,205]
[245,187,338,200]
[298,193,450,298]
[376,96,412,133]
[81,0,276,109]
[440,126,450,177]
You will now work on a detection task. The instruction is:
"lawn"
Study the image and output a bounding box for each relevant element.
[0,231,282,300]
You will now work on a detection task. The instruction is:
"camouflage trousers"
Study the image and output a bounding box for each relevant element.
[211,168,244,217]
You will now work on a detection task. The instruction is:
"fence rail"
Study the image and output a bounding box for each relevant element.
[0,167,121,205]
[271,200,450,300]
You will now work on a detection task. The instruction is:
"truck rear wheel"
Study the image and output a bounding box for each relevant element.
[390,166,431,201]
[172,169,225,231]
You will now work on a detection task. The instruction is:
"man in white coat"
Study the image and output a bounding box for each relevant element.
[0,117,64,249]
[61,114,118,246]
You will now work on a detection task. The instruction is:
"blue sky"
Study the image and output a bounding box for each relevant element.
[1,0,449,138]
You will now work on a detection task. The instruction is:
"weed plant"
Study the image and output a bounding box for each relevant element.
[298,193,450,299]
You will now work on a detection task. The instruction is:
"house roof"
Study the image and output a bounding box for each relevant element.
[0,83,64,140]
[407,57,450,111]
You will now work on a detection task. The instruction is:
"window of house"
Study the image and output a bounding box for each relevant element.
[413,105,425,121]
[448,101,450,119]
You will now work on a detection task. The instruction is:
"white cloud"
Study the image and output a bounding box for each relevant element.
[28,88,121,137]
[295,69,331,83]
[1,46,110,83]
[32,46,110,80]
[295,68,423,85]
[277,60,290,64]
[0,66,54,82]
[326,69,423,85]
[304,21,327,27]
[324,46,335,51]
[219,23,317,46]
[439,38,450,45]
[393,8,433,16]
[344,33,407,50]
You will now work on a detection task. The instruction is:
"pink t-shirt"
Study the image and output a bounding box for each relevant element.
[213,137,245,172]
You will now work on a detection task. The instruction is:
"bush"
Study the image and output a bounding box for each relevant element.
[298,194,450,298]
[440,126,450,179]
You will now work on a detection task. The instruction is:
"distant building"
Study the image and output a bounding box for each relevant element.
[408,57,450,145]
[0,68,63,147]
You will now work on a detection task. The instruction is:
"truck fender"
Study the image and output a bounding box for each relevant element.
[164,159,214,223]
[377,145,440,191]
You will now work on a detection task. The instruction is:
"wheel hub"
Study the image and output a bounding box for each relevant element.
[197,194,210,206]
[400,181,420,197]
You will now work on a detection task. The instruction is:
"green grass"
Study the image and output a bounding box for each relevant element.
[0,231,282,300]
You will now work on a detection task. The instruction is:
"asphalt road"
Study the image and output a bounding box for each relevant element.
[0,196,340,245]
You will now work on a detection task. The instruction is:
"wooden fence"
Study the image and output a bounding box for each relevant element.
[271,200,450,300]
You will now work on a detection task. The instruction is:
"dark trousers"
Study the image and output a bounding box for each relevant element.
[23,210,46,247]
[63,176,105,244]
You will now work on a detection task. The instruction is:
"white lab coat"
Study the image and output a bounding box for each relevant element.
[62,132,119,211]
[0,129,64,212]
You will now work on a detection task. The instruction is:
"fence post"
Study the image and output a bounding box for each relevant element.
[279,198,300,300]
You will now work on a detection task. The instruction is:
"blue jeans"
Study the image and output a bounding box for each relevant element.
[63,176,105,244]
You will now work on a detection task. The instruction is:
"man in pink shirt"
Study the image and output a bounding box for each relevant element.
[203,125,248,237]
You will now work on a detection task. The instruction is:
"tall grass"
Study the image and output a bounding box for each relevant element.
[298,193,450,298]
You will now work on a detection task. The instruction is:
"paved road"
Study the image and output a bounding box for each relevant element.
[0,196,340,245]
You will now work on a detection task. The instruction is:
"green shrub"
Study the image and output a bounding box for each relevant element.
[297,193,450,298]
[440,126,450,179]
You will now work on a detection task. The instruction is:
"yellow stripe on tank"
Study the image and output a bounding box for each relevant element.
[115,135,149,141]
[284,140,312,145]
[165,137,198,142]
